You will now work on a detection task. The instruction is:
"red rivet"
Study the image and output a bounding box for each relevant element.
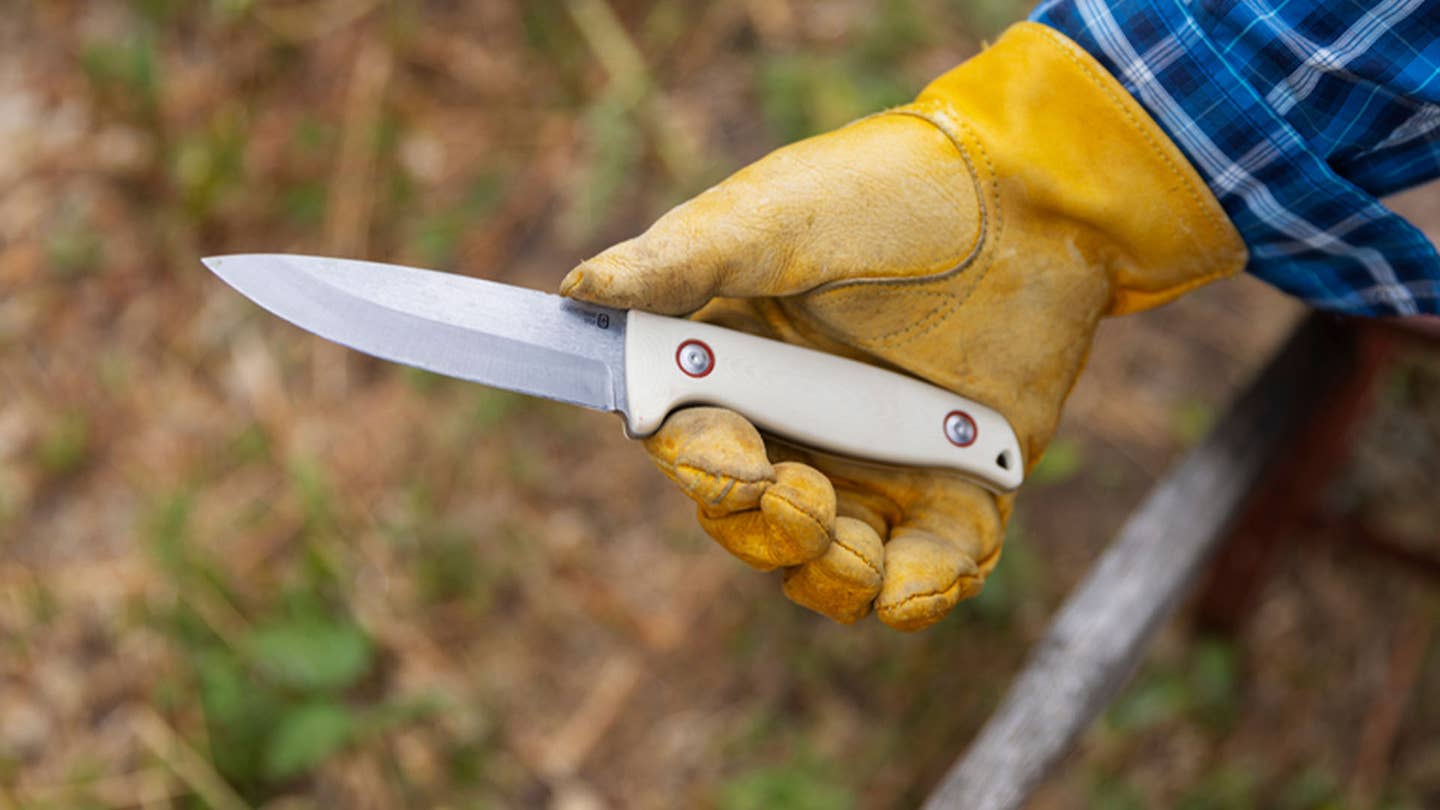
[676,340,714,378]
[944,411,977,447]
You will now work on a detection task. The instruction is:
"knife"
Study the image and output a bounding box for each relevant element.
[202,254,1024,492]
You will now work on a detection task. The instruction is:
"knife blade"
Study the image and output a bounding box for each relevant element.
[203,254,1024,491]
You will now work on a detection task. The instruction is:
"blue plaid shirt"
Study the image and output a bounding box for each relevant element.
[1031,0,1440,316]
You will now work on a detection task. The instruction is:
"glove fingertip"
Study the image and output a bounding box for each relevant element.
[559,257,625,305]
[874,532,982,632]
[643,407,774,515]
[559,243,691,313]
[558,266,588,297]
[781,516,885,624]
[675,462,770,515]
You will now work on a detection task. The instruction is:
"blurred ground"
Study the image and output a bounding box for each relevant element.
[2,2,1438,809]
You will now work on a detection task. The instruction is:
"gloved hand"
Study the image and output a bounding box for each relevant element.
[561,23,1246,630]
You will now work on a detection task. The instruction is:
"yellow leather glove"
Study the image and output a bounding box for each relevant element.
[561,23,1247,630]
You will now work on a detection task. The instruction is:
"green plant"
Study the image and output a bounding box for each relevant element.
[141,488,431,801]
[1088,774,1148,810]
[948,0,1032,38]
[718,755,856,810]
[1030,437,1084,485]
[1177,764,1261,810]
[80,32,159,121]
[37,410,92,478]
[755,2,920,144]
[757,53,911,143]
[1106,636,1242,733]
[562,95,644,240]
[959,522,1043,626]
[406,173,507,269]
[1173,398,1217,446]
[1276,764,1342,810]
[46,203,103,279]
[170,108,249,222]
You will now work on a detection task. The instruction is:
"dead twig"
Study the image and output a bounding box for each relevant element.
[516,559,732,781]
[536,655,644,779]
[11,768,182,809]
[317,37,393,398]
[408,28,525,99]
[564,0,704,185]
[133,707,252,810]
[1347,605,1435,809]
[253,0,383,43]
[325,38,392,259]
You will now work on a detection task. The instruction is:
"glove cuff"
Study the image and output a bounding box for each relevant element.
[911,22,1247,315]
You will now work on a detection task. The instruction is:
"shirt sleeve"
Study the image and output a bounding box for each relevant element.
[1030,0,1440,317]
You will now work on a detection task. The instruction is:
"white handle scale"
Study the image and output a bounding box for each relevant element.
[622,310,1024,492]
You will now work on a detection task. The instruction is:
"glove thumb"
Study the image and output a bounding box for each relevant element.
[559,110,977,313]
[559,182,789,314]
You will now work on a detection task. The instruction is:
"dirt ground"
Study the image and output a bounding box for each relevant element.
[2,2,1438,809]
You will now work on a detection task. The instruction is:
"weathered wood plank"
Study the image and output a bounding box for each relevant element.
[922,314,1358,810]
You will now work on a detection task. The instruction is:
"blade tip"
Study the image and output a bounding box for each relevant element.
[201,254,268,276]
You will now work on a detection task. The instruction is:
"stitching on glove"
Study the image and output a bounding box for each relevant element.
[1026,23,1240,301]
[879,573,973,609]
[881,107,1004,318]
[672,462,773,488]
[828,533,883,580]
[971,540,1001,572]
[807,287,958,350]
[646,454,683,485]
[807,106,991,295]
[763,487,830,535]
[710,476,737,505]
[806,109,1006,348]
[864,288,961,348]
[804,283,964,353]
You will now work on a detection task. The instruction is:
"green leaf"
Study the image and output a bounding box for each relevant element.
[1176,764,1259,810]
[1030,437,1083,485]
[718,761,855,810]
[262,701,355,781]
[563,96,643,239]
[1088,775,1147,810]
[948,0,1031,38]
[1173,399,1216,446]
[170,109,249,221]
[857,0,932,65]
[144,492,194,574]
[38,410,91,476]
[198,650,284,791]
[80,34,159,115]
[1189,638,1241,729]
[281,181,327,228]
[248,615,373,691]
[46,204,103,278]
[1277,765,1341,810]
[472,389,525,431]
[289,457,337,538]
[757,50,911,144]
[1106,671,1188,732]
[962,527,1041,625]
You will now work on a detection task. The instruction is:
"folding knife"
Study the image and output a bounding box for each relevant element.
[202,254,1024,491]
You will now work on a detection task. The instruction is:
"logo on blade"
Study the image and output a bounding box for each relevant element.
[564,302,616,331]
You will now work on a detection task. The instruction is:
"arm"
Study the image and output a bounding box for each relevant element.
[1033,0,1440,316]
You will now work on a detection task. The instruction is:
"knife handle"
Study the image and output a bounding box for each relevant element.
[621,310,1023,492]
